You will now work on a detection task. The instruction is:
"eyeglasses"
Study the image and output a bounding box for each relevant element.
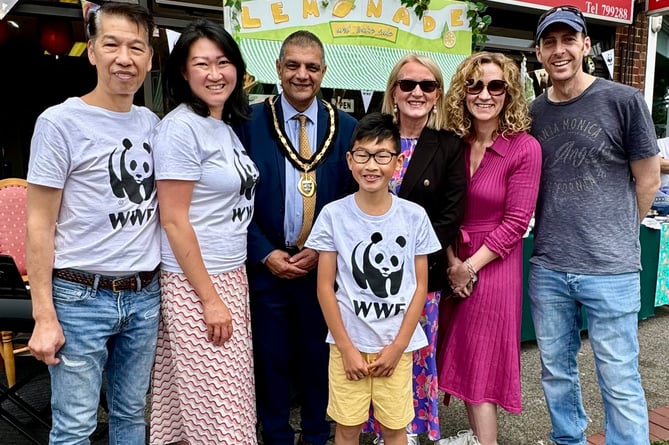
[537,5,588,36]
[350,149,398,165]
[465,79,507,96]
[396,79,440,93]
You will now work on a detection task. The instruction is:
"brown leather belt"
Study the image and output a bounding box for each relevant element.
[53,267,159,292]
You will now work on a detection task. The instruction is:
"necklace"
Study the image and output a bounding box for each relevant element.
[266,96,339,197]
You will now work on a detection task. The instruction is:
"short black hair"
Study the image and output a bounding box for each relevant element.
[87,2,154,44]
[350,112,400,153]
[279,30,325,64]
[165,18,250,124]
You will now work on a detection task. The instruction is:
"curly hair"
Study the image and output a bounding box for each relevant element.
[381,53,449,131]
[443,52,531,139]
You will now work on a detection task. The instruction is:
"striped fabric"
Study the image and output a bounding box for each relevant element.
[240,39,467,91]
[150,268,257,445]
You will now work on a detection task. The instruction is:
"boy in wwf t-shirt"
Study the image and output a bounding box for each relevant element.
[306,112,440,445]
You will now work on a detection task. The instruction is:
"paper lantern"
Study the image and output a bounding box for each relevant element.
[0,21,9,46]
[39,21,73,56]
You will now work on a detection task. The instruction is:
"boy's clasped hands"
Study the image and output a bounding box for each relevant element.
[339,343,404,380]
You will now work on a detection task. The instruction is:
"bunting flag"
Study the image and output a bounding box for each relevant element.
[361,90,374,113]
[165,29,180,54]
[0,0,19,20]
[602,49,615,79]
[80,0,101,38]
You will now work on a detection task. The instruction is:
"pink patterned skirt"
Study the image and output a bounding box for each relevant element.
[150,267,256,445]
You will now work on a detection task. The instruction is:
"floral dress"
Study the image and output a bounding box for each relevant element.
[364,137,441,440]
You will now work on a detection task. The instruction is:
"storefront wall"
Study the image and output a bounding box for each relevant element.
[483,0,642,88]
[0,0,660,177]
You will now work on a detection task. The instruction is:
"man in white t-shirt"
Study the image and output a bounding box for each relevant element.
[26,4,160,444]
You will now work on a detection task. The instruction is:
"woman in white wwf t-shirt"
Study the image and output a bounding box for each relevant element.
[149,19,259,445]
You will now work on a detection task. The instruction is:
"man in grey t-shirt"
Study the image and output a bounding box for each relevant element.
[528,5,659,445]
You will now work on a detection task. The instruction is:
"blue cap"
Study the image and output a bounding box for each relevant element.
[536,8,587,43]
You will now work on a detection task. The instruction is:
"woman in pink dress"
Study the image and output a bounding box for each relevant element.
[436,52,542,445]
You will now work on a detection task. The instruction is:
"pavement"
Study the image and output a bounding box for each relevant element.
[2,305,669,445]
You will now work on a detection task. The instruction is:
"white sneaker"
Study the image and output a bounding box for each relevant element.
[374,432,419,444]
[437,429,480,445]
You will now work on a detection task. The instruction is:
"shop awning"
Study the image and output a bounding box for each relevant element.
[241,39,467,92]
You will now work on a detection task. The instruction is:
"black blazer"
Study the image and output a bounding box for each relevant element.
[398,127,466,292]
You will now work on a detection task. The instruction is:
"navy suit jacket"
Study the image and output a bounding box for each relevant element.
[235,96,357,292]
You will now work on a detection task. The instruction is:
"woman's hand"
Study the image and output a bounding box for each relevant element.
[448,259,473,298]
[202,297,233,346]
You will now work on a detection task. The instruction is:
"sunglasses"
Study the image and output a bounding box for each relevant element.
[465,79,508,96]
[538,5,589,35]
[396,79,440,93]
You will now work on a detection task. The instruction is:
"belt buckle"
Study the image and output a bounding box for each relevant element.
[111,278,124,292]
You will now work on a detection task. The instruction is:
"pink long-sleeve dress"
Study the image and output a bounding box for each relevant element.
[437,132,541,413]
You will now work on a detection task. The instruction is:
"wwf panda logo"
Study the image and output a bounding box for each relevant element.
[352,232,406,299]
[108,138,155,204]
[233,147,258,200]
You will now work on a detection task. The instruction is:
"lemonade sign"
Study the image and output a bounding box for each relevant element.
[235,0,472,91]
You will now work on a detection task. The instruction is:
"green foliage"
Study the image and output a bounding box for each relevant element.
[399,0,431,19]
[467,1,492,50]
[401,0,491,51]
[224,0,242,35]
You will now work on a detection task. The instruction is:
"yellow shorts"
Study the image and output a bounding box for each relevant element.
[326,344,413,429]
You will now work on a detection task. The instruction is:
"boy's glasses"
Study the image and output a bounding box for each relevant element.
[396,79,440,93]
[537,5,588,35]
[350,149,398,165]
[465,79,508,96]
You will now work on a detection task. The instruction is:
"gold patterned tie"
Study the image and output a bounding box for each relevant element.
[296,114,316,249]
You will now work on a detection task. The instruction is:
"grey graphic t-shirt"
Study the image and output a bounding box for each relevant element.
[306,194,441,353]
[529,78,658,274]
[28,97,160,274]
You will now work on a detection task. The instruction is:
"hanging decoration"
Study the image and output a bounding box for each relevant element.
[39,20,73,56]
[0,20,9,45]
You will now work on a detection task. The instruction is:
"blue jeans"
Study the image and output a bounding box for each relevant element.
[528,264,648,445]
[49,274,160,445]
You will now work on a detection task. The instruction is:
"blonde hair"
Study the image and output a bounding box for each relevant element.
[382,53,449,131]
[443,51,532,138]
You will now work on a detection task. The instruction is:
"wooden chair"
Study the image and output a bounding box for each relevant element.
[0,178,29,387]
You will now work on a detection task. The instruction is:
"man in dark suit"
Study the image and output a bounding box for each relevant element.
[235,30,357,445]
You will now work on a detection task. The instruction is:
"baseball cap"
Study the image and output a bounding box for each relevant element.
[535,6,588,43]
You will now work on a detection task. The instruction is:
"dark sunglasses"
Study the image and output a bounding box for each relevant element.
[537,5,589,35]
[396,79,440,93]
[465,79,507,96]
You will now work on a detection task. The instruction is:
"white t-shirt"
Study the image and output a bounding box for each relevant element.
[28,97,160,275]
[152,104,259,273]
[306,194,441,353]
